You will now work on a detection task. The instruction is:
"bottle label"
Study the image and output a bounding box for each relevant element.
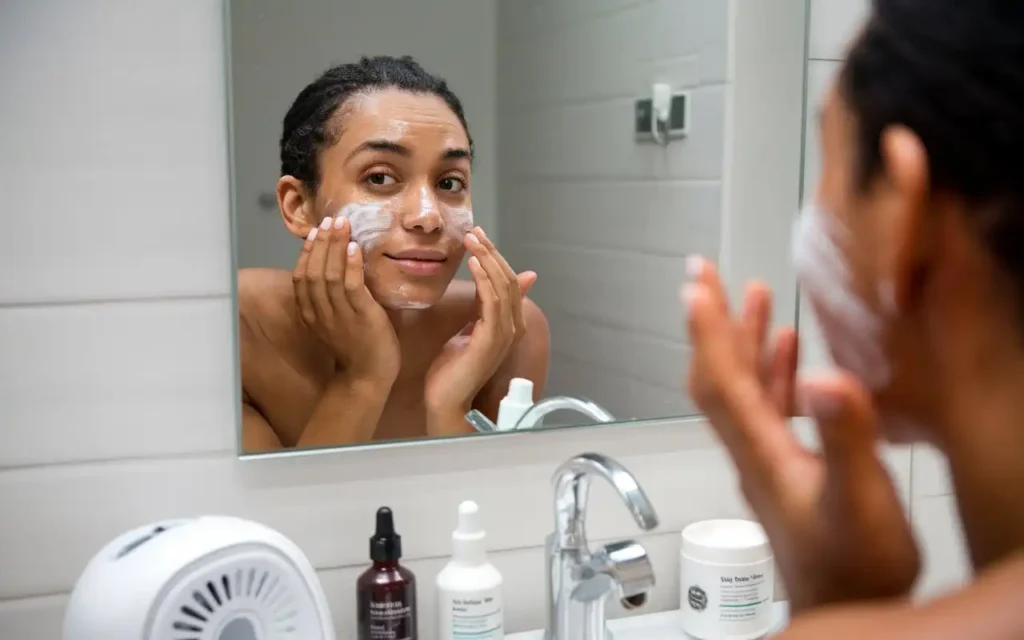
[438,588,504,640]
[359,589,416,640]
[680,556,774,638]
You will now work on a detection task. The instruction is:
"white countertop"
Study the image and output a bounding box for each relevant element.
[507,602,790,640]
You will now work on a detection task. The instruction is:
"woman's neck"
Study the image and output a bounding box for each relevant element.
[935,319,1024,571]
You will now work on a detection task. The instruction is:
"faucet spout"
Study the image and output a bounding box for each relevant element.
[552,453,659,548]
[516,396,615,430]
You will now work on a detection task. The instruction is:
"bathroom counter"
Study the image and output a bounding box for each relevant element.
[507,602,790,640]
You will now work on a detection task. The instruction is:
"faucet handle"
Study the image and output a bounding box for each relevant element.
[572,540,655,612]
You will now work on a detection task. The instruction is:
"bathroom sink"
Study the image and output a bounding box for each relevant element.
[507,601,790,640]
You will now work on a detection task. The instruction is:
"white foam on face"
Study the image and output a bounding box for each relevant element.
[335,201,394,251]
[443,204,474,237]
[383,119,408,141]
[792,203,892,389]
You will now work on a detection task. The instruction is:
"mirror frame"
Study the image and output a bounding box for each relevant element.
[223,0,811,479]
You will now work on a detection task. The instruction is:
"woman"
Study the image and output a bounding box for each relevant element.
[684,0,1024,636]
[239,56,549,453]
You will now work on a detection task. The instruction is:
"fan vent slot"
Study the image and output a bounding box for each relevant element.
[170,565,303,639]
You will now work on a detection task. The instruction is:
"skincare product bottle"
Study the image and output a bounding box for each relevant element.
[436,501,504,639]
[357,507,418,640]
[496,377,534,431]
[680,519,774,640]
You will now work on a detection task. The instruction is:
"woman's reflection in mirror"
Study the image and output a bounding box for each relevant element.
[238,56,549,453]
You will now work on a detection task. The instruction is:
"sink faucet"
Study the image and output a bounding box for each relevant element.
[464,396,615,433]
[545,453,659,640]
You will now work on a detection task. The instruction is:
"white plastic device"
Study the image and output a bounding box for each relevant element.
[651,82,672,144]
[496,377,535,431]
[62,515,336,640]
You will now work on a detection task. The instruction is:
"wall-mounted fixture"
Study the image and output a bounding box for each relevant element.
[634,83,690,145]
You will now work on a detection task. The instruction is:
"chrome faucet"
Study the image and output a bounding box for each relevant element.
[545,453,659,640]
[464,396,615,433]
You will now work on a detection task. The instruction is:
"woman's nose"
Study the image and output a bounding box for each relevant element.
[401,186,443,233]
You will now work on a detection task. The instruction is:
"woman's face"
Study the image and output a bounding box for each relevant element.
[308,89,473,309]
[797,83,936,441]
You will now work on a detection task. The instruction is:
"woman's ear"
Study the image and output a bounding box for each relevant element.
[277,175,316,239]
[879,125,932,315]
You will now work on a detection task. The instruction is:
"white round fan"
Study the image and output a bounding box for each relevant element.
[63,515,336,640]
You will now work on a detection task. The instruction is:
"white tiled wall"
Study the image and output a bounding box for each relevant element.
[800,0,971,599]
[0,2,799,639]
[495,0,806,423]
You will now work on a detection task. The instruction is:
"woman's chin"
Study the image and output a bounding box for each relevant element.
[373,287,445,311]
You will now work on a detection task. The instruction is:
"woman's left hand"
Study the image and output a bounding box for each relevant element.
[424,228,536,434]
[683,256,919,614]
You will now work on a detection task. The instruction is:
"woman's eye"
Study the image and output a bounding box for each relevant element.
[438,177,465,193]
[366,173,396,186]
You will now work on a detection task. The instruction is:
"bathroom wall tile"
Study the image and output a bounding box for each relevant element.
[912,445,954,498]
[801,60,841,205]
[0,594,67,640]
[0,0,231,304]
[912,495,971,600]
[0,436,752,598]
[0,298,236,468]
[809,0,869,61]
[502,87,727,182]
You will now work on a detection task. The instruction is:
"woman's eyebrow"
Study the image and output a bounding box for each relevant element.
[441,147,472,161]
[346,139,411,161]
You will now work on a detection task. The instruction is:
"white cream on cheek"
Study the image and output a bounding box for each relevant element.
[335,201,394,252]
[443,204,474,237]
[792,203,892,389]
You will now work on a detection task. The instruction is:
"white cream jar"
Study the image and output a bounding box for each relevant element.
[679,519,774,639]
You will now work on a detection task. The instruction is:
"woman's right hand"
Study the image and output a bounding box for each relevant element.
[293,217,400,385]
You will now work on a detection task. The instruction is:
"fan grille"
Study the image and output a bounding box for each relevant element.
[153,547,320,640]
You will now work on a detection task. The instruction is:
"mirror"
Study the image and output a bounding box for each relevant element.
[229,1,807,455]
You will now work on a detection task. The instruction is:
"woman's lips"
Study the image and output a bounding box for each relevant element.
[385,253,447,276]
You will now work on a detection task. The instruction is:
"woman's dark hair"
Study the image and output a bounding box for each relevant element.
[841,0,1024,296]
[280,55,473,191]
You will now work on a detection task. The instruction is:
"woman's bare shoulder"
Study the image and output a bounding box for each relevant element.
[237,268,304,350]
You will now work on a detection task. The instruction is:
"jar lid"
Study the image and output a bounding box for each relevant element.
[681,519,771,565]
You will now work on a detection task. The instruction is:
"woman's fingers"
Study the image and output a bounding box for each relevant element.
[342,241,379,316]
[769,327,801,416]
[324,216,349,307]
[741,282,773,377]
[474,227,523,336]
[467,255,499,337]
[684,258,802,478]
[307,217,335,324]
[517,271,537,297]
[802,374,882,478]
[466,232,512,340]
[293,227,317,326]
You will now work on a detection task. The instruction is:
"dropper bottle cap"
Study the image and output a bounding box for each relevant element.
[452,500,487,564]
[369,506,402,563]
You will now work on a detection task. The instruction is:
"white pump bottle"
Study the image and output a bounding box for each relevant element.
[436,501,504,639]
